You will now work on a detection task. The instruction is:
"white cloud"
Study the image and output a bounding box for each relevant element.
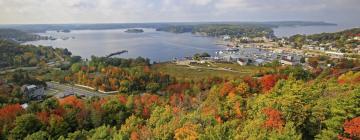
[0,0,359,24]
[188,0,213,6]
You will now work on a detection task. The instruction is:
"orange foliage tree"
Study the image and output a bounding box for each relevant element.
[260,74,281,92]
[0,104,24,126]
[338,72,360,85]
[174,123,199,140]
[59,96,84,109]
[342,117,360,139]
[220,82,236,97]
[262,107,284,130]
[243,76,260,93]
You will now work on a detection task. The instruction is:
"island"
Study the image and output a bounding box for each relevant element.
[124,29,144,33]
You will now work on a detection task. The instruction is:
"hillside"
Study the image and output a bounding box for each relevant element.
[0,40,71,68]
[0,43,359,139]
[0,29,48,42]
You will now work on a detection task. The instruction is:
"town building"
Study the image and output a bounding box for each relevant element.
[21,85,45,100]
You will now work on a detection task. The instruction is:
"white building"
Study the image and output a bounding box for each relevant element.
[223,35,231,41]
[280,59,295,66]
[325,51,345,58]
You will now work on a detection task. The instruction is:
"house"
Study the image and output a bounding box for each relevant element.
[223,35,231,41]
[280,59,295,66]
[21,85,45,100]
[353,34,360,40]
[237,58,248,66]
[325,51,344,58]
[254,59,266,66]
[280,56,297,66]
[319,47,326,52]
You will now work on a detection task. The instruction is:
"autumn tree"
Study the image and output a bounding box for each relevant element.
[59,96,84,109]
[342,117,360,139]
[11,114,42,139]
[0,104,24,127]
[260,74,280,92]
[174,123,199,140]
[263,107,284,130]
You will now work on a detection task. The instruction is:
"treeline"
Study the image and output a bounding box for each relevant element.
[156,24,274,38]
[0,67,359,139]
[0,40,71,68]
[0,29,49,42]
[306,28,360,43]
[289,28,360,48]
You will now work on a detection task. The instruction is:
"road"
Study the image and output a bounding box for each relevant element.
[46,82,110,98]
[185,64,241,73]
[0,67,38,74]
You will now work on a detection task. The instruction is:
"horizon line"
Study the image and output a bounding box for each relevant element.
[0,20,337,26]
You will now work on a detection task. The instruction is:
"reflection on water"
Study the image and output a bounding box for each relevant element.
[23,29,224,62]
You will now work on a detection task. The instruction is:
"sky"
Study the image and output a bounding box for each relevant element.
[0,0,360,25]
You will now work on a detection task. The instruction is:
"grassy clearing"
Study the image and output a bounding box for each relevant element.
[152,62,269,81]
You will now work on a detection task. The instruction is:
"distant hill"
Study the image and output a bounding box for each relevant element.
[0,21,336,33]
[306,28,360,41]
[0,29,48,42]
[261,21,337,27]
[289,28,360,49]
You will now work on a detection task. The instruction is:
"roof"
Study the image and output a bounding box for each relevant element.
[26,85,37,89]
[21,103,28,109]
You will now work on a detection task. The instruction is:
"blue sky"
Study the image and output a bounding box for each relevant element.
[0,0,359,24]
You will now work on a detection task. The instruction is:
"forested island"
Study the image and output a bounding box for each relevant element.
[125,29,144,33]
[156,24,275,38]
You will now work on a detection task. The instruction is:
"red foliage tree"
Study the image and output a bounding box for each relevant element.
[343,117,360,139]
[166,82,190,94]
[170,93,185,107]
[0,104,24,125]
[37,111,50,124]
[131,131,140,140]
[59,96,84,109]
[263,107,284,130]
[260,75,280,92]
[92,98,108,112]
[142,107,150,119]
[220,82,236,97]
[243,76,260,92]
[118,95,128,105]
[141,94,159,107]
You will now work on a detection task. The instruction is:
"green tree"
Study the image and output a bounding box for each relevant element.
[101,99,127,126]
[115,115,144,139]
[10,114,42,139]
[146,82,160,93]
[89,125,116,140]
[24,131,49,140]
[71,63,82,73]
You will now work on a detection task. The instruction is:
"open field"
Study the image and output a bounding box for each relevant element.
[152,62,270,81]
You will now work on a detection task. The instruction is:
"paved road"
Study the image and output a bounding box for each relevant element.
[46,82,109,98]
